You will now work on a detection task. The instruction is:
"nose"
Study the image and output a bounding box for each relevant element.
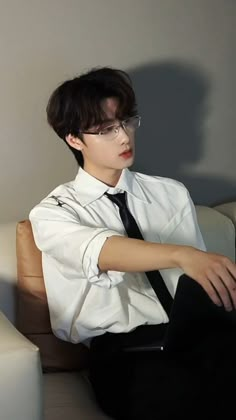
[116,126,130,145]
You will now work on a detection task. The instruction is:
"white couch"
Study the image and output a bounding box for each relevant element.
[0,202,236,420]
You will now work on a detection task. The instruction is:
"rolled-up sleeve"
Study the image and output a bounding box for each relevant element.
[29,200,125,288]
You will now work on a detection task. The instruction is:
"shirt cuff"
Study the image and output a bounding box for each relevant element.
[81,230,126,288]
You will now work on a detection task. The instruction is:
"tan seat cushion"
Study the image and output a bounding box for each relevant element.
[16,220,89,372]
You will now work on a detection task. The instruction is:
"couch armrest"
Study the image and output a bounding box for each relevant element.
[196,205,235,262]
[214,202,236,229]
[0,311,43,420]
[214,202,236,262]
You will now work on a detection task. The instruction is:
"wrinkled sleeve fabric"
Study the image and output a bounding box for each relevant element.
[29,198,125,288]
[158,189,207,297]
[161,190,207,251]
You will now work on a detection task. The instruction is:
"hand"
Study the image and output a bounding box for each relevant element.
[177,247,236,311]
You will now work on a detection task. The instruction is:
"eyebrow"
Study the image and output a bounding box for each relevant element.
[88,118,116,132]
[101,118,116,124]
[96,118,117,128]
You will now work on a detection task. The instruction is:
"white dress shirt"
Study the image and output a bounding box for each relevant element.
[29,167,206,345]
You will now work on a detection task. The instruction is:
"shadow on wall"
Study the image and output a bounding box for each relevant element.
[129,62,235,206]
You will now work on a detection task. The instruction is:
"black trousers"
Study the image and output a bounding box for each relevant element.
[89,320,236,420]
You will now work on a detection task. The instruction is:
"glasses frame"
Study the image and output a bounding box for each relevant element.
[80,115,141,140]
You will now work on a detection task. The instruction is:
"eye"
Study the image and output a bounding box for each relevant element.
[100,125,115,135]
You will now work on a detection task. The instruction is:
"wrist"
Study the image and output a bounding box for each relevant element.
[172,245,195,269]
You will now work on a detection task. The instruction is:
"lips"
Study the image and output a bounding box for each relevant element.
[119,149,132,157]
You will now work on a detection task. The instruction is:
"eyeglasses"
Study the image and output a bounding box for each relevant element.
[81,115,141,142]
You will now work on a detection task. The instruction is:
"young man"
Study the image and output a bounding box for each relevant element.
[30,67,236,419]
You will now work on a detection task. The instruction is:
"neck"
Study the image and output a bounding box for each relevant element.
[83,165,123,187]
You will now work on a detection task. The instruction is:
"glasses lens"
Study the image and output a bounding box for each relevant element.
[124,116,140,131]
[100,124,119,141]
[98,116,140,141]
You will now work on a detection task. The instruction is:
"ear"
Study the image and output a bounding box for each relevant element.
[65,134,84,151]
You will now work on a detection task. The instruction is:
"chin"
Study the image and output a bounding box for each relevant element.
[118,160,133,170]
[127,156,135,166]
[125,160,134,168]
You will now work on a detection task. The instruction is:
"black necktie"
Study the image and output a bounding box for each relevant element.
[105,191,173,316]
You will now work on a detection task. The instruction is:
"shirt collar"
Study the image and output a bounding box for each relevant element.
[73,167,150,207]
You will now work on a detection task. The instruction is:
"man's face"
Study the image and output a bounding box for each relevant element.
[75,97,136,183]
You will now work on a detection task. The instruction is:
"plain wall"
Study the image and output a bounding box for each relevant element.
[0,0,235,223]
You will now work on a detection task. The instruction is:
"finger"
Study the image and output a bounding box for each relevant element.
[225,260,236,282]
[208,271,233,311]
[217,267,236,309]
[200,278,223,307]
[228,287,236,310]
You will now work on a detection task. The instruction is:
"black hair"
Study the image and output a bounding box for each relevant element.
[46,67,137,167]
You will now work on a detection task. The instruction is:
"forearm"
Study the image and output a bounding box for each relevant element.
[98,235,187,272]
[98,235,236,313]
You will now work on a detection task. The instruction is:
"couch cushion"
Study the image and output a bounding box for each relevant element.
[16,220,89,372]
[44,372,111,420]
[0,222,18,323]
[196,206,235,262]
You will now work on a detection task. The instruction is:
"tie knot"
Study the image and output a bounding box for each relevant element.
[105,191,127,209]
